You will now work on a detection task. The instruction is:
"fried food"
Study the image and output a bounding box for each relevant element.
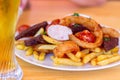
[69,34,101,48]
[39,52,46,61]
[25,47,33,56]
[66,53,81,62]
[51,56,83,66]
[97,55,120,66]
[60,16,103,48]
[38,45,57,50]
[102,27,120,38]
[42,35,62,45]
[53,41,80,58]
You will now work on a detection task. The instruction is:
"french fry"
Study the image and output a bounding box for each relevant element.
[83,52,102,64]
[33,51,39,60]
[38,45,57,50]
[97,55,120,66]
[91,58,97,66]
[81,49,90,54]
[34,28,44,37]
[111,47,119,53]
[83,52,96,64]
[94,47,101,53]
[26,47,33,56]
[104,51,112,55]
[90,47,101,53]
[39,52,46,61]
[16,44,25,50]
[113,53,119,56]
[42,35,62,45]
[24,46,30,51]
[33,44,50,52]
[75,51,82,58]
[66,53,81,62]
[97,55,113,62]
[74,49,90,58]
[15,40,24,45]
[52,57,83,66]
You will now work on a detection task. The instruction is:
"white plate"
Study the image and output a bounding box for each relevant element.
[15,47,120,71]
[15,31,120,71]
[15,14,120,71]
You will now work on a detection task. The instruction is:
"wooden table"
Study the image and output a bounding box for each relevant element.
[17,0,120,80]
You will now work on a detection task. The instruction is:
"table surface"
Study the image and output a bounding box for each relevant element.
[17,0,120,80]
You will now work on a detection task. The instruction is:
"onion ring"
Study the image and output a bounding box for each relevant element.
[60,16,103,48]
[102,27,120,38]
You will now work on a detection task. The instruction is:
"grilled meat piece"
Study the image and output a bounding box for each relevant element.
[103,37,119,51]
[69,23,89,34]
[15,21,48,40]
[24,35,48,46]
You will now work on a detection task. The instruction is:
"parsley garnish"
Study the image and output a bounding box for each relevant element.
[103,37,110,41]
[73,24,80,28]
[43,31,47,35]
[72,13,79,16]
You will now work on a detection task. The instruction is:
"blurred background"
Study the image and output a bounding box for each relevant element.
[18,0,120,29]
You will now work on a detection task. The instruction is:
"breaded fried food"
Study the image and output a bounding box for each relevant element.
[102,27,120,38]
[60,15,103,48]
[53,41,80,58]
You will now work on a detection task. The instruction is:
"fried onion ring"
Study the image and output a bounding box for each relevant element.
[60,16,103,48]
[102,27,120,38]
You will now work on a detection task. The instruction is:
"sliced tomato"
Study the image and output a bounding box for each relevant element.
[75,30,96,43]
[17,25,30,33]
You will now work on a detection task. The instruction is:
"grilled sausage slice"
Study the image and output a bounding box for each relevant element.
[15,21,48,40]
[24,35,48,46]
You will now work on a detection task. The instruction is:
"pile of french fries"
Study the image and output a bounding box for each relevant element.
[51,47,120,66]
[15,40,46,61]
[15,28,120,66]
[16,39,120,66]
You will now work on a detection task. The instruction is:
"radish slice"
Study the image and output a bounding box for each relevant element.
[47,25,72,40]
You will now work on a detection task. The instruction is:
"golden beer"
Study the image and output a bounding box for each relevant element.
[0,0,22,79]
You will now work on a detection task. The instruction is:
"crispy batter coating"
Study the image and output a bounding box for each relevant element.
[60,16,103,48]
[53,41,80,58]
[102,27,120,38]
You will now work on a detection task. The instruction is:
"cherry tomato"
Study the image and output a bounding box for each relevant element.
[51,19,60,25]
[18,25,30,33]
[75,30,96,43]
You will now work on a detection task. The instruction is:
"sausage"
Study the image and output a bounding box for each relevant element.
[47,25,72,40]
[24,35,48,46]
[69,23,90,34]
[103,37,119,51]
[15,21,48,40]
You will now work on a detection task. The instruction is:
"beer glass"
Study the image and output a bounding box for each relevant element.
[0,0,23,80]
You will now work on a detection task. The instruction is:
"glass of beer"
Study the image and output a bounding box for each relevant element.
[0,0,23,80]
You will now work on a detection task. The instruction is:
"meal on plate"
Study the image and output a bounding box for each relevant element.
[15,13,120,66]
